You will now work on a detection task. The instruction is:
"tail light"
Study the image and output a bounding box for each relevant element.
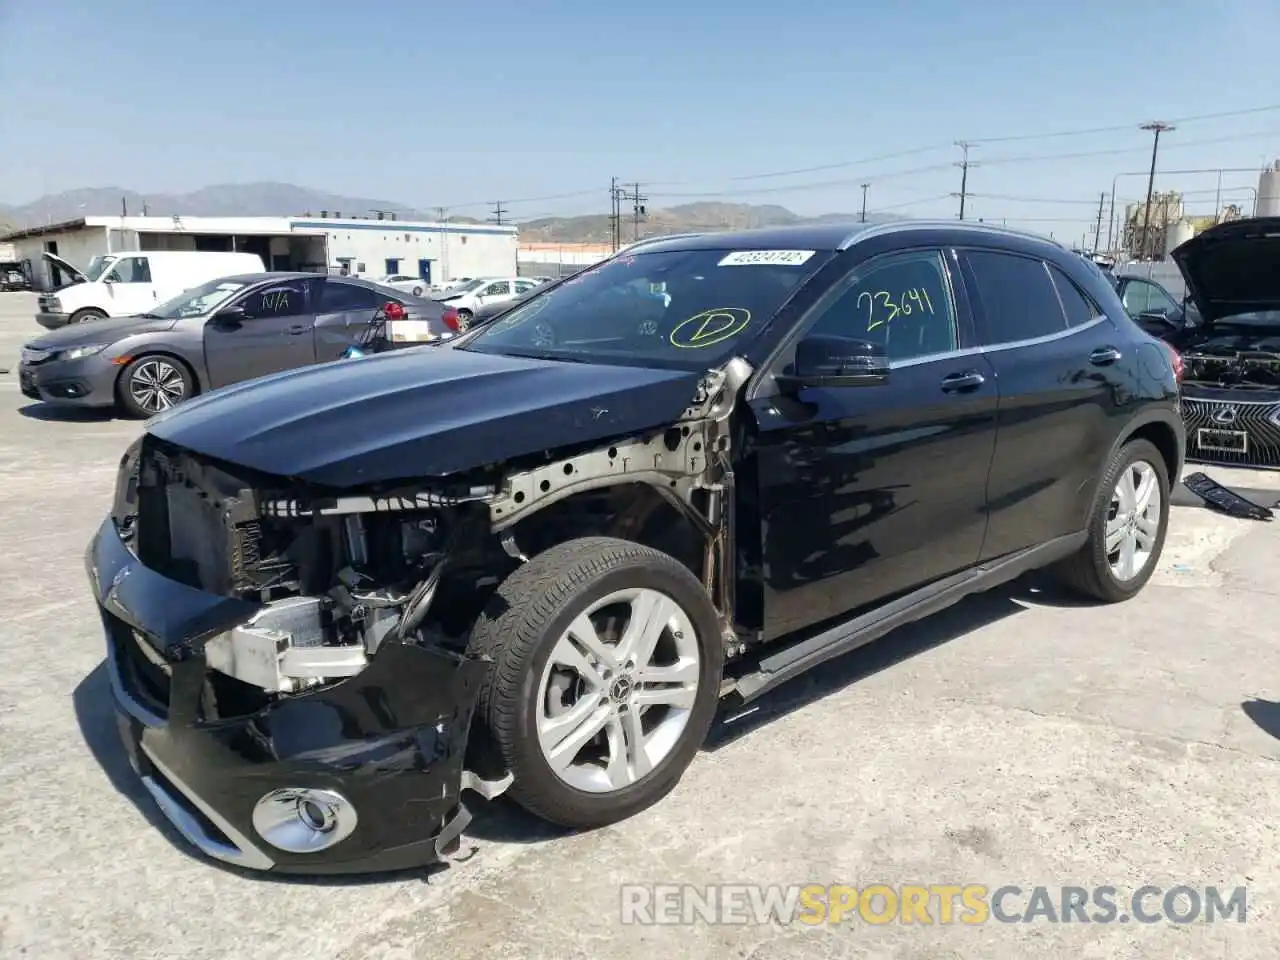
[1161,340,1183,385]
[382,301,406,321]
[441,306,461,332]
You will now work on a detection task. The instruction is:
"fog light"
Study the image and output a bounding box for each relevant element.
[252,787,358,853]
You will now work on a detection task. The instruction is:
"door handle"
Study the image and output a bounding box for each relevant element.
[288,324,307,335]
[1089,346,1122,365]
[940,370,986,392]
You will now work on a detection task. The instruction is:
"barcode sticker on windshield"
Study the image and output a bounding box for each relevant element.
[718,250,816,267]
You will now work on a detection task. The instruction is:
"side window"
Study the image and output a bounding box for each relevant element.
[318,281,381,312]
[964,250,1067,344]
[1120,279,1178,319]
[483,281,511,296]
[240,283,306,319]
[514,280,536,294]
[806,250,958,362]
[1048,265,1102,328]
[106,256,152,283]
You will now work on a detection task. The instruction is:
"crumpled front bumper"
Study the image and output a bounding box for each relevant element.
[86,516,501,874]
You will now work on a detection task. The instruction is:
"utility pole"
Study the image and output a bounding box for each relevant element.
[608,177,621,252]
[954,142,976,220]
[1092,191,1106,254]
[488,200,508,226]
[1138,121,1174,260]
[860,183,870,223]
[623,182,647,242]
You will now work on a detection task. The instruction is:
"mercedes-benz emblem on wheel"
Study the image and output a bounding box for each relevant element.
[1211,405,1239,425]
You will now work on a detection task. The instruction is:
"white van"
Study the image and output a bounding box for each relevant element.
[35,250,266,329]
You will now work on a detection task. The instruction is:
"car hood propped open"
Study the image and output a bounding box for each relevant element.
[144,347,708,487]
[1171,216,1280,325]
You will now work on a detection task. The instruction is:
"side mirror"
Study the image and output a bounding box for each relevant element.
[214,304,248,327]
[778,334,890,390]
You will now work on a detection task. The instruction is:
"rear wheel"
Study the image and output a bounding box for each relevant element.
[470,537,723,829]
[1053,438,1170,602]
[117,355,194,418]
[69,308,107,325]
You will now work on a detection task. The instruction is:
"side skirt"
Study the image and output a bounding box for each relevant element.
[723,531,1088,704]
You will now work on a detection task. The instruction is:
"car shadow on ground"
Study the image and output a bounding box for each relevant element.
[69,574,1082,885]
[1241,699,1280,744]
[18,402,118,422]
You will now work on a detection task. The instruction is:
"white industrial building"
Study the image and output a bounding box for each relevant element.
[1,214,518,290]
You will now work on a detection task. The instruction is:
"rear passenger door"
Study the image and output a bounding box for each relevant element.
[314,280,385,361]
[957,249,1125,560]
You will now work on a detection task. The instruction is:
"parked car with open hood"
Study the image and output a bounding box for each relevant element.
[20,273,460,417]
[1154,217,1280,469]
[35,250,266,329]
[89,221,1182,874]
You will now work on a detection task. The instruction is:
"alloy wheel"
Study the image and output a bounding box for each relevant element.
[129,359,186,413]
[1106,459,1162,581]
[535,587,700,793]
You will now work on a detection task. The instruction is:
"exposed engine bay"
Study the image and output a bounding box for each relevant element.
[1181,328,1280,390]
[118,360,752,700]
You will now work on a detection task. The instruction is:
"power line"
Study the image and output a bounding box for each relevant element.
[964,103,1280,145]
[635,104,1280,194]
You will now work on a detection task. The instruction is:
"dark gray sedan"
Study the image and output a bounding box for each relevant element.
[17,272,457,417]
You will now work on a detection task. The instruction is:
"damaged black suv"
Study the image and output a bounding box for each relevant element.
[89,221,1184,874]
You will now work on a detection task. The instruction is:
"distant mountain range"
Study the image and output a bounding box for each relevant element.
[0,182,897,243]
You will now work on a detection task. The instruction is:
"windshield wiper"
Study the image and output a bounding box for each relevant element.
[136,312,165,319]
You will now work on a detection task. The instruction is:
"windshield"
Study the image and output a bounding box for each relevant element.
[462,247,831,369]
[150,277,252,319]
[84,255,117,281]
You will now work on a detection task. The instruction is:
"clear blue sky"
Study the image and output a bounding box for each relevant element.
[3,0,1280,243]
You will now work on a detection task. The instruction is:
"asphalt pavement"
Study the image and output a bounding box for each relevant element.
[1,290,1278,960]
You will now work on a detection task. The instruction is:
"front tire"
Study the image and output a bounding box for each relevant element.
[470,537,724,830]
[117,354,194,418]
[412,285,424,296]
[69,308,107,325]
[1053,438,1171,602]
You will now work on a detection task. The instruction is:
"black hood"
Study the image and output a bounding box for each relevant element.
[1171,217,1280,324]
[28,314,178,348]
[144,347,706,487]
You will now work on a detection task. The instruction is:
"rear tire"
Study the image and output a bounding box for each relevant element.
[69,308,107,325]
[1053,438,1170,602]
[470,536,723,830]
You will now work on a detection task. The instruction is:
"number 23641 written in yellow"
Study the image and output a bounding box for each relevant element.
[858,288,935,332]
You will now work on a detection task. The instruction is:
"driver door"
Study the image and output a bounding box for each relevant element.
[203,279,317,387]
[747,248,999,640]
[102,255,157,316]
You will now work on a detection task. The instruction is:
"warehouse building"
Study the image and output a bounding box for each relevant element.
[1,213,518,290]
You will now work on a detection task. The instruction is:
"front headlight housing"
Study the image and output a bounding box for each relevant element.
[58,343,109,361]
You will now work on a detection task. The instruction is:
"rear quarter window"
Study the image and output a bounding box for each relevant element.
[1048,265,1102,328]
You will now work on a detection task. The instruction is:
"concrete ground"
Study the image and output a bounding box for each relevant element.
[0,289,1278,959]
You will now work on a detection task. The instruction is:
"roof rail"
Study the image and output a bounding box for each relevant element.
[837,219,1066,251]
[614,232,705,255]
